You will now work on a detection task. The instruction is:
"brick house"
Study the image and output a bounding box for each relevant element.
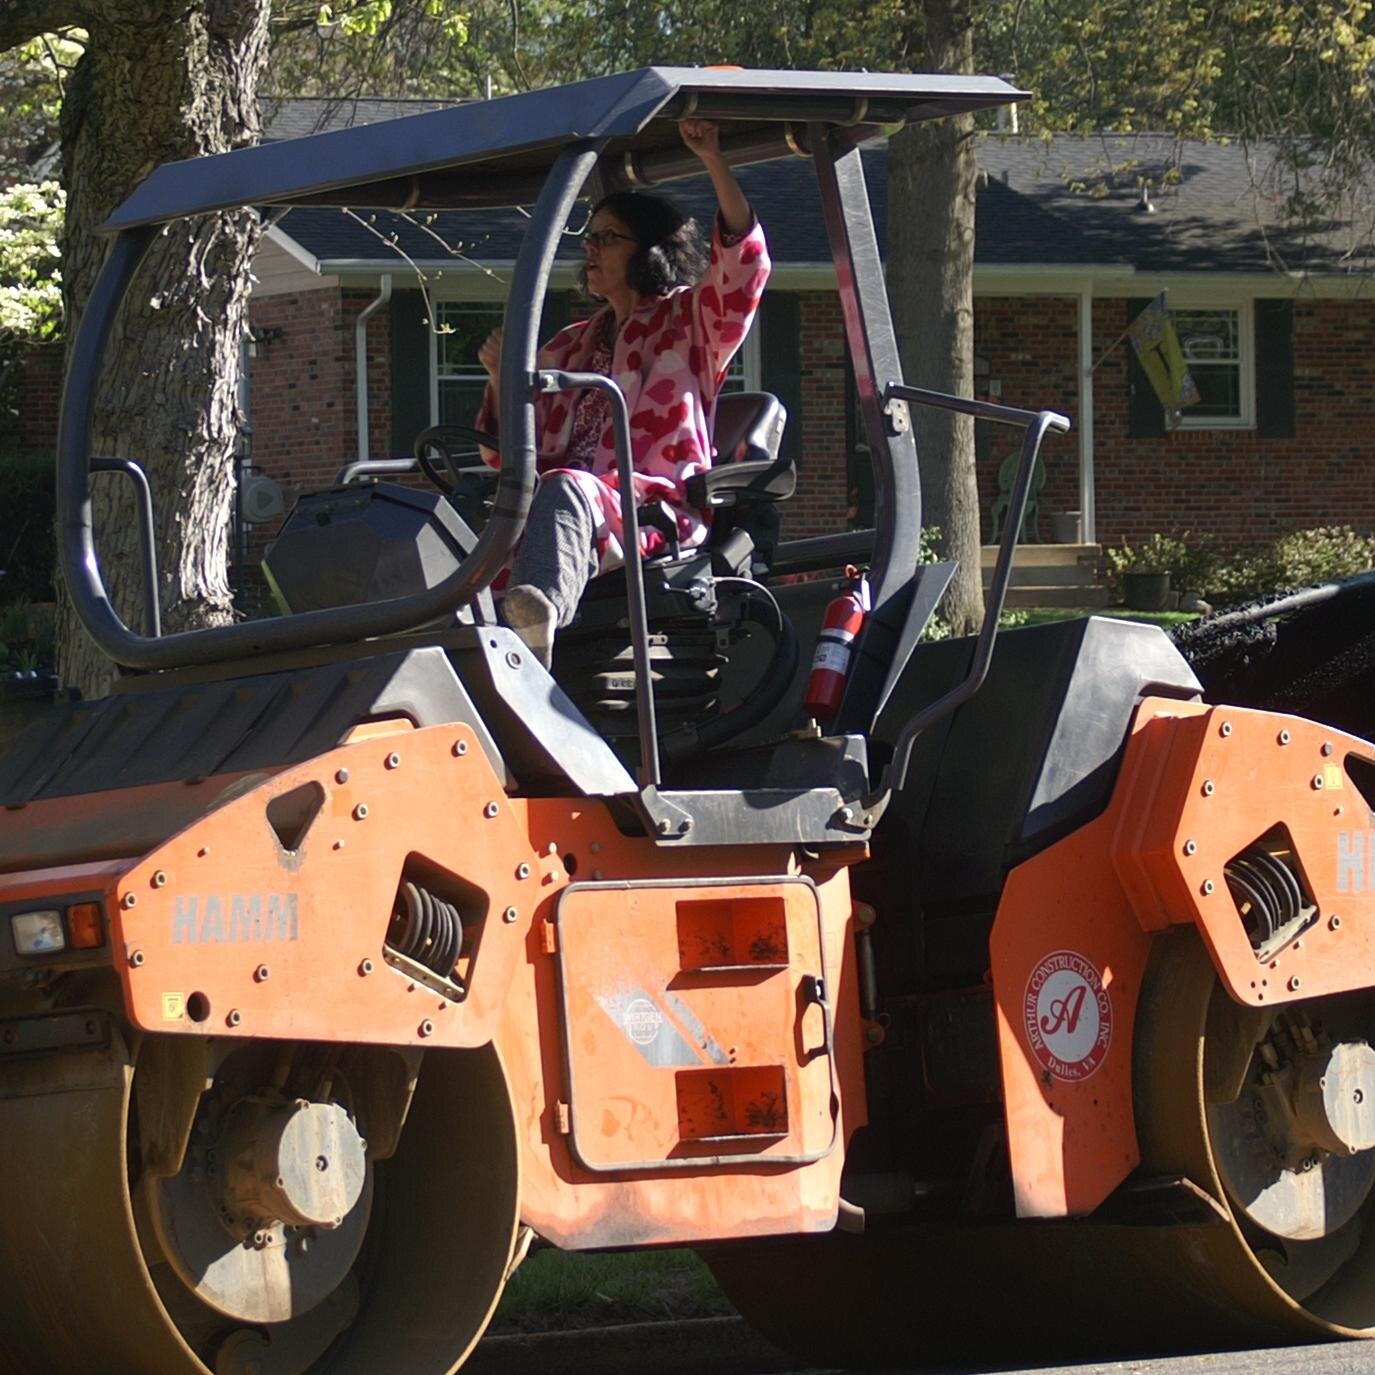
[241,110,1375,559]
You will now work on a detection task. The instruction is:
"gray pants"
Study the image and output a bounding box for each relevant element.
[508,472,600,628]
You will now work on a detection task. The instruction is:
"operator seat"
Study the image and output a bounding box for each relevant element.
[553,391,796,753]
[573,389,792,611]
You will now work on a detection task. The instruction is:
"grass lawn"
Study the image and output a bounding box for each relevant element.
[492,1245,735,1333]
[1005,605,1200,630]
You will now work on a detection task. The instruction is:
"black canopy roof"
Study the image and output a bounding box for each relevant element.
[102,67,1023,234]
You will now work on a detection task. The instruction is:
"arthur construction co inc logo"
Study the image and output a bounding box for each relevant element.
[1023,950,1112,1083]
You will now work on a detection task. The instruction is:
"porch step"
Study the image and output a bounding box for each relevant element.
[1001,584,1113,610]
[976,543,1108,609]
[979,543,1102,568]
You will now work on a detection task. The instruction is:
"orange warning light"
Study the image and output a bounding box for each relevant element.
[67,902,105,950]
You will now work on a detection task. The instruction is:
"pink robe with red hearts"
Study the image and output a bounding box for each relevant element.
[478,217,770,573]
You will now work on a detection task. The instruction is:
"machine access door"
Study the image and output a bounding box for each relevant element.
[553,875,838,1173]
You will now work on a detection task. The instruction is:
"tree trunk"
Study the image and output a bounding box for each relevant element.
[55,0,268,698]
[887,0,983,635]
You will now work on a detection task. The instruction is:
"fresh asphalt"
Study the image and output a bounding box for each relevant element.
[467,1318,1375,1375]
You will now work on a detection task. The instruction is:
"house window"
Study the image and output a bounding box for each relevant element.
[1171,303,1253,429]
[433,301,503,427]
[720,320,761,394]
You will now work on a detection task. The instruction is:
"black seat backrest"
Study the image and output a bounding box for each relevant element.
[683,392,795,574]
[685,392,795,509]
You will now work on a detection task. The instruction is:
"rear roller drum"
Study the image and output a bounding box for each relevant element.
[1137,929,1375,1338]
[0,1023,519,1375]
[709,932,1375,1366]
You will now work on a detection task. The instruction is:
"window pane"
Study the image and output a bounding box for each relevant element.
[1186,363,1241,419]
[1168,308,1242,422]
[439,379,491,428]
[436,303,503,379]
[718,317,759,394]
[1172,309,1239,362]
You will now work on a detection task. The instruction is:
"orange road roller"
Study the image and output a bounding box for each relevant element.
[5,67,1375,1374]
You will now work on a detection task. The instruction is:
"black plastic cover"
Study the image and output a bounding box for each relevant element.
[0,646,509,808]
[872,616,1201,906]
[263,482,477,614]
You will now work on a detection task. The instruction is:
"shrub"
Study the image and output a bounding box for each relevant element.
[919,524,952,641]
[1105,532,1191,579]
[1271,525,1375,588]
[1169,534,1221,598]
[1104,532,1213,604]
[1204,526,1375,606]
[1204,544,1281,605]
[0,447,55,605]
[0,599,54,676]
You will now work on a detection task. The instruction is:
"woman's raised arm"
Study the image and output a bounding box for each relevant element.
[680,119,752,237]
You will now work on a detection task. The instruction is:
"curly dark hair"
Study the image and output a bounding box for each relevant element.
[580,191,709,298]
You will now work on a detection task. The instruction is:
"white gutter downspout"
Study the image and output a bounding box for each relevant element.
[355,274,393,463]
[1078,285,1096,544]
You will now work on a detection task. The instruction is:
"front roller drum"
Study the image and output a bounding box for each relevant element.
[0,1024,519,1375]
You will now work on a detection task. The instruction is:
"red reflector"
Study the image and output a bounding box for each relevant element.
[67,902,105,950]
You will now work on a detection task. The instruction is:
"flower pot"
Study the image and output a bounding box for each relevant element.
[1122,570,1171,612]
[1050,511,1081,544]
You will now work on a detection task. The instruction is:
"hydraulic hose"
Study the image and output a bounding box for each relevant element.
[661,592,799,764]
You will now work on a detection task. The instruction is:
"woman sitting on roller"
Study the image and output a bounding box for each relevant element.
[476,117,770,667]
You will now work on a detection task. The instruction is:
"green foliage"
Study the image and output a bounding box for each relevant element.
[1105,531,1192,578]
[268,0,916,106]
[1271,523,1375,586]
[978,0,1375,255]
[1207,525,1375,604]
[919,523,953,641]
[0,33,81,181]
[493,1247,732,1333]
[0,600,55,677]
[0,181,64,347]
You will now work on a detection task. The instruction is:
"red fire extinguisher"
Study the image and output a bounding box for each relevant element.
[804,564,870,721]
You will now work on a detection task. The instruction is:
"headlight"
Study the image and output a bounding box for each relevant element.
[10,910,67,956]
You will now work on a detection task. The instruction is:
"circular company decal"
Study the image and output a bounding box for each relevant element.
[622,998,663,1046]
[1023,950,1112,1083]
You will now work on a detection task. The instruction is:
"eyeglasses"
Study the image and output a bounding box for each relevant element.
[582,228,637,250]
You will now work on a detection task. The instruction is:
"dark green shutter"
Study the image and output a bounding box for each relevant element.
[758,291,802,465]
[389,290,431,453]
[1256,299,1295,438]
[539,290,571,341]
[1126,298,1166,438]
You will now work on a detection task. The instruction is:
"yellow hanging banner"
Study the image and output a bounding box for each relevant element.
[1127,292,1200,427]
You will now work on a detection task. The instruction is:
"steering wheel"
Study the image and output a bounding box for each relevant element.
[412,425,500,497]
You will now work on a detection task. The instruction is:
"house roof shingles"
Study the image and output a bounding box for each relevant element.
[259,99,1375,278]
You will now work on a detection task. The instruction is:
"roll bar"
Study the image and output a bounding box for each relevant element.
[57,142,601,670]
[56,95,994,677]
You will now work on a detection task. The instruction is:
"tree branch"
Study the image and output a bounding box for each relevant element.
[0,2,85,52]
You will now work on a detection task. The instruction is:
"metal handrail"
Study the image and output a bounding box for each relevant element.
[532,369,662,789]
[878,383,1071,796]
[334,457,421,486]
[90,458,160,638]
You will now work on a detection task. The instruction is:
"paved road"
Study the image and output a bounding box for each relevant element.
[871,1343,1375,1375]
[469,1319,1375,1375]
